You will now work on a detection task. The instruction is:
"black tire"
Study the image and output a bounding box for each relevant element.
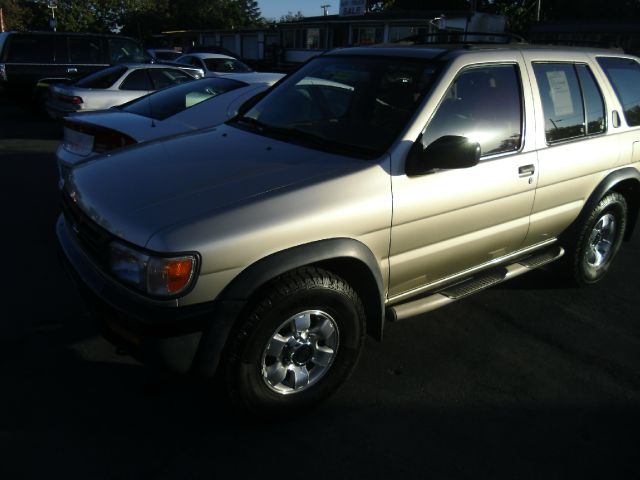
[568,192,627,286]
[222,266,366,415]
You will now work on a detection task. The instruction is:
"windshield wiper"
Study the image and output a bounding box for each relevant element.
[232,117,376,157]
[233,115,272,132]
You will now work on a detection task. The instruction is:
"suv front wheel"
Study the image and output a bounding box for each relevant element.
[222,267,366,414]
[571,191,627,285]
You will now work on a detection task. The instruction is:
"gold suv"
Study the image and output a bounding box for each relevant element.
[58,43,640,413]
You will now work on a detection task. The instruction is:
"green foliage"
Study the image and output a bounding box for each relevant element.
[3,0,263,37]
[278,11,305,23]
[0,0,33,31]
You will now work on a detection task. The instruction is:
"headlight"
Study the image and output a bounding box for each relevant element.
[109,241,197,297]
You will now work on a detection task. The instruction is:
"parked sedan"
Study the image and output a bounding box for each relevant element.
[45,63,203,119]
[174,52,253,77]
[56,72,284,186]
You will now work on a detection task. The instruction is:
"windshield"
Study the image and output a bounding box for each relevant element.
[74,65,127,88]
[119,77,247,120]
[204,58,252,73]
[235,55,438,157]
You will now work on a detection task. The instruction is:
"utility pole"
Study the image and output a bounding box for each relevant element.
[537,0,542,21]
[0,8,5,33]
[47,1,57,32]
[321,4,331,16]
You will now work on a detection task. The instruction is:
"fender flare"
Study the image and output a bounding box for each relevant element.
[193,238,387,377]
[562,167,640,243]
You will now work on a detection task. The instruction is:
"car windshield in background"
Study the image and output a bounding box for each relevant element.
[120,77,248,120]
[74,65,128,88]
[236,56,439,158]
[204,58,252,73]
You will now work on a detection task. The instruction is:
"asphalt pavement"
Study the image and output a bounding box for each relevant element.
[1,90,639,479]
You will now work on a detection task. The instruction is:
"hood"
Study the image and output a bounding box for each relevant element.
[67,124,362,247]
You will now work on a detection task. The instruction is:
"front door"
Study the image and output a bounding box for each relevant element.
[389,58,538,299]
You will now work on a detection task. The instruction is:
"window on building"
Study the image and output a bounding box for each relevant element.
[282,30,297,48]
[388,26,430,43]
[305,28,321,49]
[353,26,384,45]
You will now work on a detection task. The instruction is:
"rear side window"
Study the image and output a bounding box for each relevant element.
[422,64,523,157]
[120,77,247,120]
[597,57,640,127]
[120,69,152,90]
[148,68,193,89]
[533,63,606,143]
[75,65,127,88]
[69,36,102,64]
[576,65,606,135]
[5,35,54,63]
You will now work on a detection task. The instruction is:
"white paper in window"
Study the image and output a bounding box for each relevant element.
[546,70,574,117]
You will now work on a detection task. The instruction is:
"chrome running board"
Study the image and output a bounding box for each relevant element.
[387,245,564,322]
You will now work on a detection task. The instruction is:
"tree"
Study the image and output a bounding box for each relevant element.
[0,0,33,30]
[279,11,305,23]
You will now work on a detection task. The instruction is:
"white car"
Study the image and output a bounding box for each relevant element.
[45,63,202,119]
[56,72,284,186]
[174,52,253,77]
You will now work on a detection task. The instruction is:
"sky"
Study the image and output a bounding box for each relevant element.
[257,0,341,20]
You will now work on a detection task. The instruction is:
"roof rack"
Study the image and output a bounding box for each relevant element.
[396,31,528,46]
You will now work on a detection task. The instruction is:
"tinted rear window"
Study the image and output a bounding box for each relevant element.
[597,56,640,126]
[204,58,252,73]
[5,35,55,63]
[74,65,127,88]
[120,77,246,120]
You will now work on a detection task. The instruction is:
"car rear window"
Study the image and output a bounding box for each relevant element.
[74,65,127,88]
[597,56,640,127]
[120,77,247,120]
[204,58,252,73]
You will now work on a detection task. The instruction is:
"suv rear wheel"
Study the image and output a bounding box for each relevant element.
[223,267,366,415]
[571,192,627,286]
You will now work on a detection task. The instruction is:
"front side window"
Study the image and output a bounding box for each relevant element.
[533,62,606,143]
[148,68,193,89]
[597,56,640,126]
[108,37,150,64]
[236,56,439,158]
[421,64,523,157]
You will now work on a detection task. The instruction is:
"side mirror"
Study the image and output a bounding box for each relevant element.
[405,135,481,177]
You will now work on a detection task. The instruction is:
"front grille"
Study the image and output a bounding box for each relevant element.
[61,191,113,265]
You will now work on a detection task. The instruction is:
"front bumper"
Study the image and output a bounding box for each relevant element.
[56,214,242,375]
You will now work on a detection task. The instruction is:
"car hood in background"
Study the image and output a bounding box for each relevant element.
[66,124,365,247]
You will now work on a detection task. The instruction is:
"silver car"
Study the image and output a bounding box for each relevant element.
[55,72,284,186]
[45,63,202,119]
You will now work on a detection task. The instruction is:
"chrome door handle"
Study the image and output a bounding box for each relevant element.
[518,164,535,177]
[66,67,78,73]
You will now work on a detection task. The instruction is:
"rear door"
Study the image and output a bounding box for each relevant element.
[65,35,108,81]
[520,51,621,246]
